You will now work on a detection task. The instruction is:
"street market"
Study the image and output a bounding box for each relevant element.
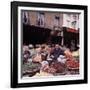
[22,44,79,77]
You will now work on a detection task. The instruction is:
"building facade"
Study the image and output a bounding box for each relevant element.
[22,11,63,30]
[63,13,80,30]
[22,11,80,50]
[62,13,80,50]
[22,11,64,45]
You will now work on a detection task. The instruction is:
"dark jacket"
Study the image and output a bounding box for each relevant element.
[51,48,64,59]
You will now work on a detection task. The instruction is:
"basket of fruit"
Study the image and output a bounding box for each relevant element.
[66,59,79,70]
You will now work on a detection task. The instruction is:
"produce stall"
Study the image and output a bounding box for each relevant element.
[22,44,80,77]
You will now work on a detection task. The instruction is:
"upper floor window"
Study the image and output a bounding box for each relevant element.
[22,11,29,24]
[54,16,60,27]
[71,21,77,29]
[37,12,45,27]
[73,14,77,20]
[67,20,70,28]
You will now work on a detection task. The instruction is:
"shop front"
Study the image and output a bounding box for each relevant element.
[63,27,79,51]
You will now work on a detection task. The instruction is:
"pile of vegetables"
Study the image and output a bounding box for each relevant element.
[22,62,41,77]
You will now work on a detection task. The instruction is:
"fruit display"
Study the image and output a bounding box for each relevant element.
[22,44,80,77]
[48,61,66,75]
[66,59,79,69]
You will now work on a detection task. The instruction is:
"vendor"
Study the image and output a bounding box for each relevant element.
[50,44,64,59]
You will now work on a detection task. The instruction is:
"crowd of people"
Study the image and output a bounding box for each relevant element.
[22,44,79,76]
